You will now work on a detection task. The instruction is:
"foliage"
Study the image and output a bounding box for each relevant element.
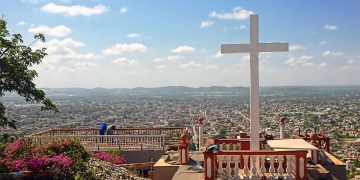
[106,149,123,156]
[0,138,96,179]
[92,151,127,165]
[0,18,58,129]
[3,138,32,159]
[37,139,89,160]
[347,158,360,179]
[0,133,23,154]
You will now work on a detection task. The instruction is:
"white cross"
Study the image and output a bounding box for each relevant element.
[221,14,288,150]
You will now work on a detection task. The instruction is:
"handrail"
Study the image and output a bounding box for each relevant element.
[204,150,308,180]
[213,138,267,150]
[32,127,185,136]
[31,134,168,151]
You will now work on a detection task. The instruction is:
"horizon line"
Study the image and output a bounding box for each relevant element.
[39,85,360,89]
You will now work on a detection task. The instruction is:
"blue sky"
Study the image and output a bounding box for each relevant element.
[1,0,360,88]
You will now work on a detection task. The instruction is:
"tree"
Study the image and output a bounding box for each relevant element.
[0,19,58,129]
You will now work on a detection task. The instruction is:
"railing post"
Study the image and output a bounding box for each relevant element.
[204,151,215,180]
[294,151,307,180]
[179,131,189,165]
[179,142,188,165]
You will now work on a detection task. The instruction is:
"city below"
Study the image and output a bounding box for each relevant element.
[2,86,359,166]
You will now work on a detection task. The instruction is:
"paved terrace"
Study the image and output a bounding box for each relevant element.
[154,138,346,180]
[30,127,185,151]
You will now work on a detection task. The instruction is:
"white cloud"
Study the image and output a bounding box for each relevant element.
[286,55,315,66]
[120,7,128,13]
[22,0,41,3]
[34,38,99,64]
[58,0,72,3]
[179,61,218,71]
[289,45,306,51]
[211,51,224,58]
[241,55,250,61]
[41,2,108,16]
[58,66,75,72]
[239,25,246,29]
[322,50,343,56]
[34,38,84,53]
[28,25,71,38]
[113,57,139,65]
[56,62,97,72]
[323,24,337,30]
[153,58,163,62]
[179,61,201,69]
[200,20,214,28]
[319,41,327,46]
[74,62,97,71]
[127,33,141,38]
[103,43,147,55]
[17,21,26,26]
[171,46,195,54]
[204,64,218,70]
[318,62,327,68]
[154,55,184,62]
[347,60,360,64]
[155,65,167,69]
[210,7,253,20]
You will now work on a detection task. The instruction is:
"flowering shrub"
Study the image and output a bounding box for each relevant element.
[27,156,47,172]
[37,139,89,160]
[4,138,32,159]
[49,154,72,169]
[93,151,127,164]
[0,138,95,179]
[14,159,27,171]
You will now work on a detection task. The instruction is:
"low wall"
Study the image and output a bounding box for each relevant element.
[122,151,165,164]
[153,155,180,180]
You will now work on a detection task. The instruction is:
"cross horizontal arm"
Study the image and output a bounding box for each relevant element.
[258,43,288,52]
[221,44,251,54]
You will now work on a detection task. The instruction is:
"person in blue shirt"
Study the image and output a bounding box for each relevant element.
[98,122,107,142]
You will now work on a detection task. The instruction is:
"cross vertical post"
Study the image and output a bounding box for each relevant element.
[221,14,288,150]
[249,14,260,150]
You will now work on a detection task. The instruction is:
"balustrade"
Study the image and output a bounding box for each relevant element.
[214,139,267,151]
[204,150,307,180]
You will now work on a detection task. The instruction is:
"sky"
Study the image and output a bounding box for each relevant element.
[1,0,360,88]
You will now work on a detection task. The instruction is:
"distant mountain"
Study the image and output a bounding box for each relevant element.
[37,86,360,97]
[4,86,360,98]
[40,86,250,96]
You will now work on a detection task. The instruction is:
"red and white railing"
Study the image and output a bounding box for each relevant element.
[204,150,307,180]
[213,139,267,151]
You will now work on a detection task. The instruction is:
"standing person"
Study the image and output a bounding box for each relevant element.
[98,122,107,143]
[107,124,116,143]
[106,124,116,135]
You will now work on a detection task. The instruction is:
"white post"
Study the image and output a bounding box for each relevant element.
[280,124,285,139]
[280,116,285,139]
[199,123,203,148]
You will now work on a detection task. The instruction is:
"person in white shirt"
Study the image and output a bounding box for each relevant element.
[106,124,116,135]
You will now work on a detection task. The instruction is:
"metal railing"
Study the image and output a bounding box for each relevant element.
[31,134,167,151]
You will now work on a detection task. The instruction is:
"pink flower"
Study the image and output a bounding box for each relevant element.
[27,156,47,172]
[14,159,26,171]
[49,154,72,169]
[4,138,32,159]
[93,152,126,164]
